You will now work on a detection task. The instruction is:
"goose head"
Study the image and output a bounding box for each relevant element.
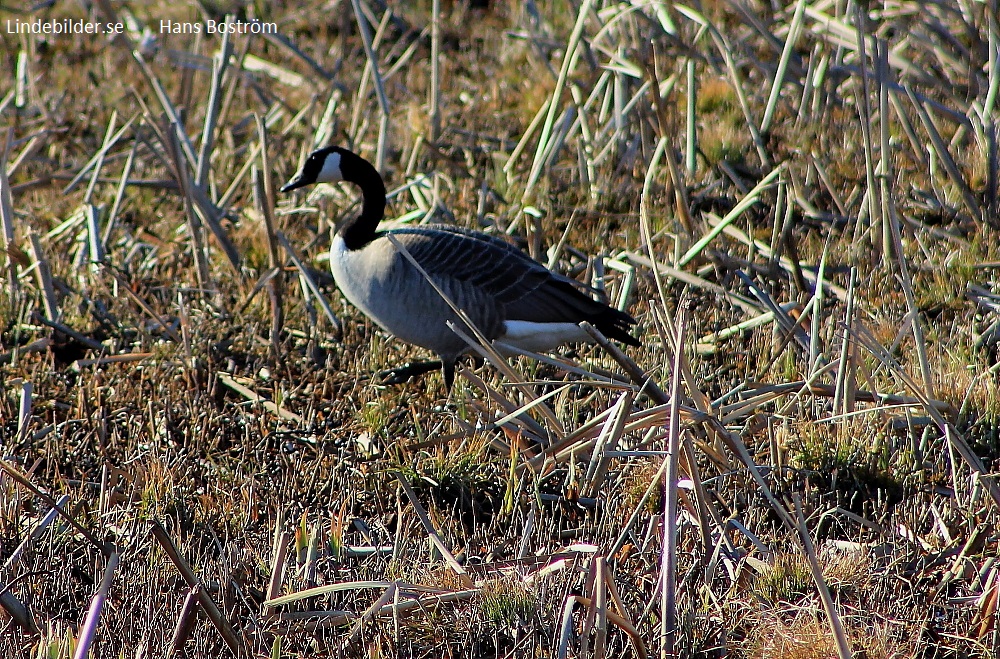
[280,146,347,192]
[280,146,387,248]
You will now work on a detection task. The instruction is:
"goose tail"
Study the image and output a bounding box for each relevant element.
[590,307,641,347]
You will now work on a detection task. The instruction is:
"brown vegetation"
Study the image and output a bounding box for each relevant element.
[2,0,999,656]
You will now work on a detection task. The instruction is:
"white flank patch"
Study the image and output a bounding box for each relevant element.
[318,151,343,183]
[500,320,591,353]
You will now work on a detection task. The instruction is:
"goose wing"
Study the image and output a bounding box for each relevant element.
[384,226,639,344]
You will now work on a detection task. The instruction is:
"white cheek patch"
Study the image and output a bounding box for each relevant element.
[318,152,343,183]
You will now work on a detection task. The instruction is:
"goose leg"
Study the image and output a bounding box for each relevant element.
[377,360,442,385]
[443,361,456,392]
[443,355,483,390]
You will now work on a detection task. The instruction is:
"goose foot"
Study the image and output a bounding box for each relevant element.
[376,360,443,385]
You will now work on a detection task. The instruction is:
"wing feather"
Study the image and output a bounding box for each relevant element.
[382,226,638,345]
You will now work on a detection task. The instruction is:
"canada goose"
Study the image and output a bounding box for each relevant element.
[281,146,639,389]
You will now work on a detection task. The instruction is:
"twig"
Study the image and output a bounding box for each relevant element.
[27,232,59,322]
[217,373,303,424]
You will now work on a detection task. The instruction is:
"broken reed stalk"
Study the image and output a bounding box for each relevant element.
[833,268,858,416]
[264,530,293,617]
[32,313,105,351]
[660,305,686,658]
[1,127,17,297]
[149,521,248,656]
[428,0,441,143]
[807,242,828,377]
[851,323,1000,508]
[901,83,982,221]
[0,579,35,633]
[131,101,240,275]
[458,364,550,444]
[984,13,999,221]
[582,390,634,498]
[72,552,120,659]
[264,580,445,608]
[678,164,784,267]
[0,460,110,555]
[196,25,233,188]
[875,38,893,264]
[649,302,721,556]
[61,114,136,195]
[85,205,105,266]
[350,0,391,170]
[792,495,854,659]
[252,152,284,363]
[27,231,58,322]
[166,586,201,656]
[604,316,801,539]
[276,231,342,339]
[103,138,138,246]
[676,5,770,167]
[581,321,670,406]
[608,458,669,557]
[567,594,647,659]
[16,381,31,446]
[393,473,474,589]
[2,495,69,576]
[268,589,478,633]
[882,84,934,397]
[504,98,550,179]
[524,0,595,203]
[640,136,671,309]
[342,581,399,650]
[217,373,303,424]
[580,556,606,657]
[102,266,183,344]
[166,123,213,296]
[82,110,118,205]
[761,0,808,134]
[685,56,697,175]
[852,2,882,253]
[129,46,198,170]
[0,498,68,634]
[642,43,694,234]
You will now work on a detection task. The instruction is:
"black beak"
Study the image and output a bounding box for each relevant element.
[280,177,308,193]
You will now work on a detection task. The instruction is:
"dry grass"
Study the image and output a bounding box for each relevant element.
[2,0,1000,656]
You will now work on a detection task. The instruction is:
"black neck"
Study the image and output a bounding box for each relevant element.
[340,154,386,250]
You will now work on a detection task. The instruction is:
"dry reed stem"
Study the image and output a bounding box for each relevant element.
[0,460,110,554]
[792,495,853,659]
[73,552,120,659]
[149,521,248,656]
[166,586,201,657]
[393,473,474,589]
[217,373,303,424]
[0,128,18,296]
[4,1,999,654]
